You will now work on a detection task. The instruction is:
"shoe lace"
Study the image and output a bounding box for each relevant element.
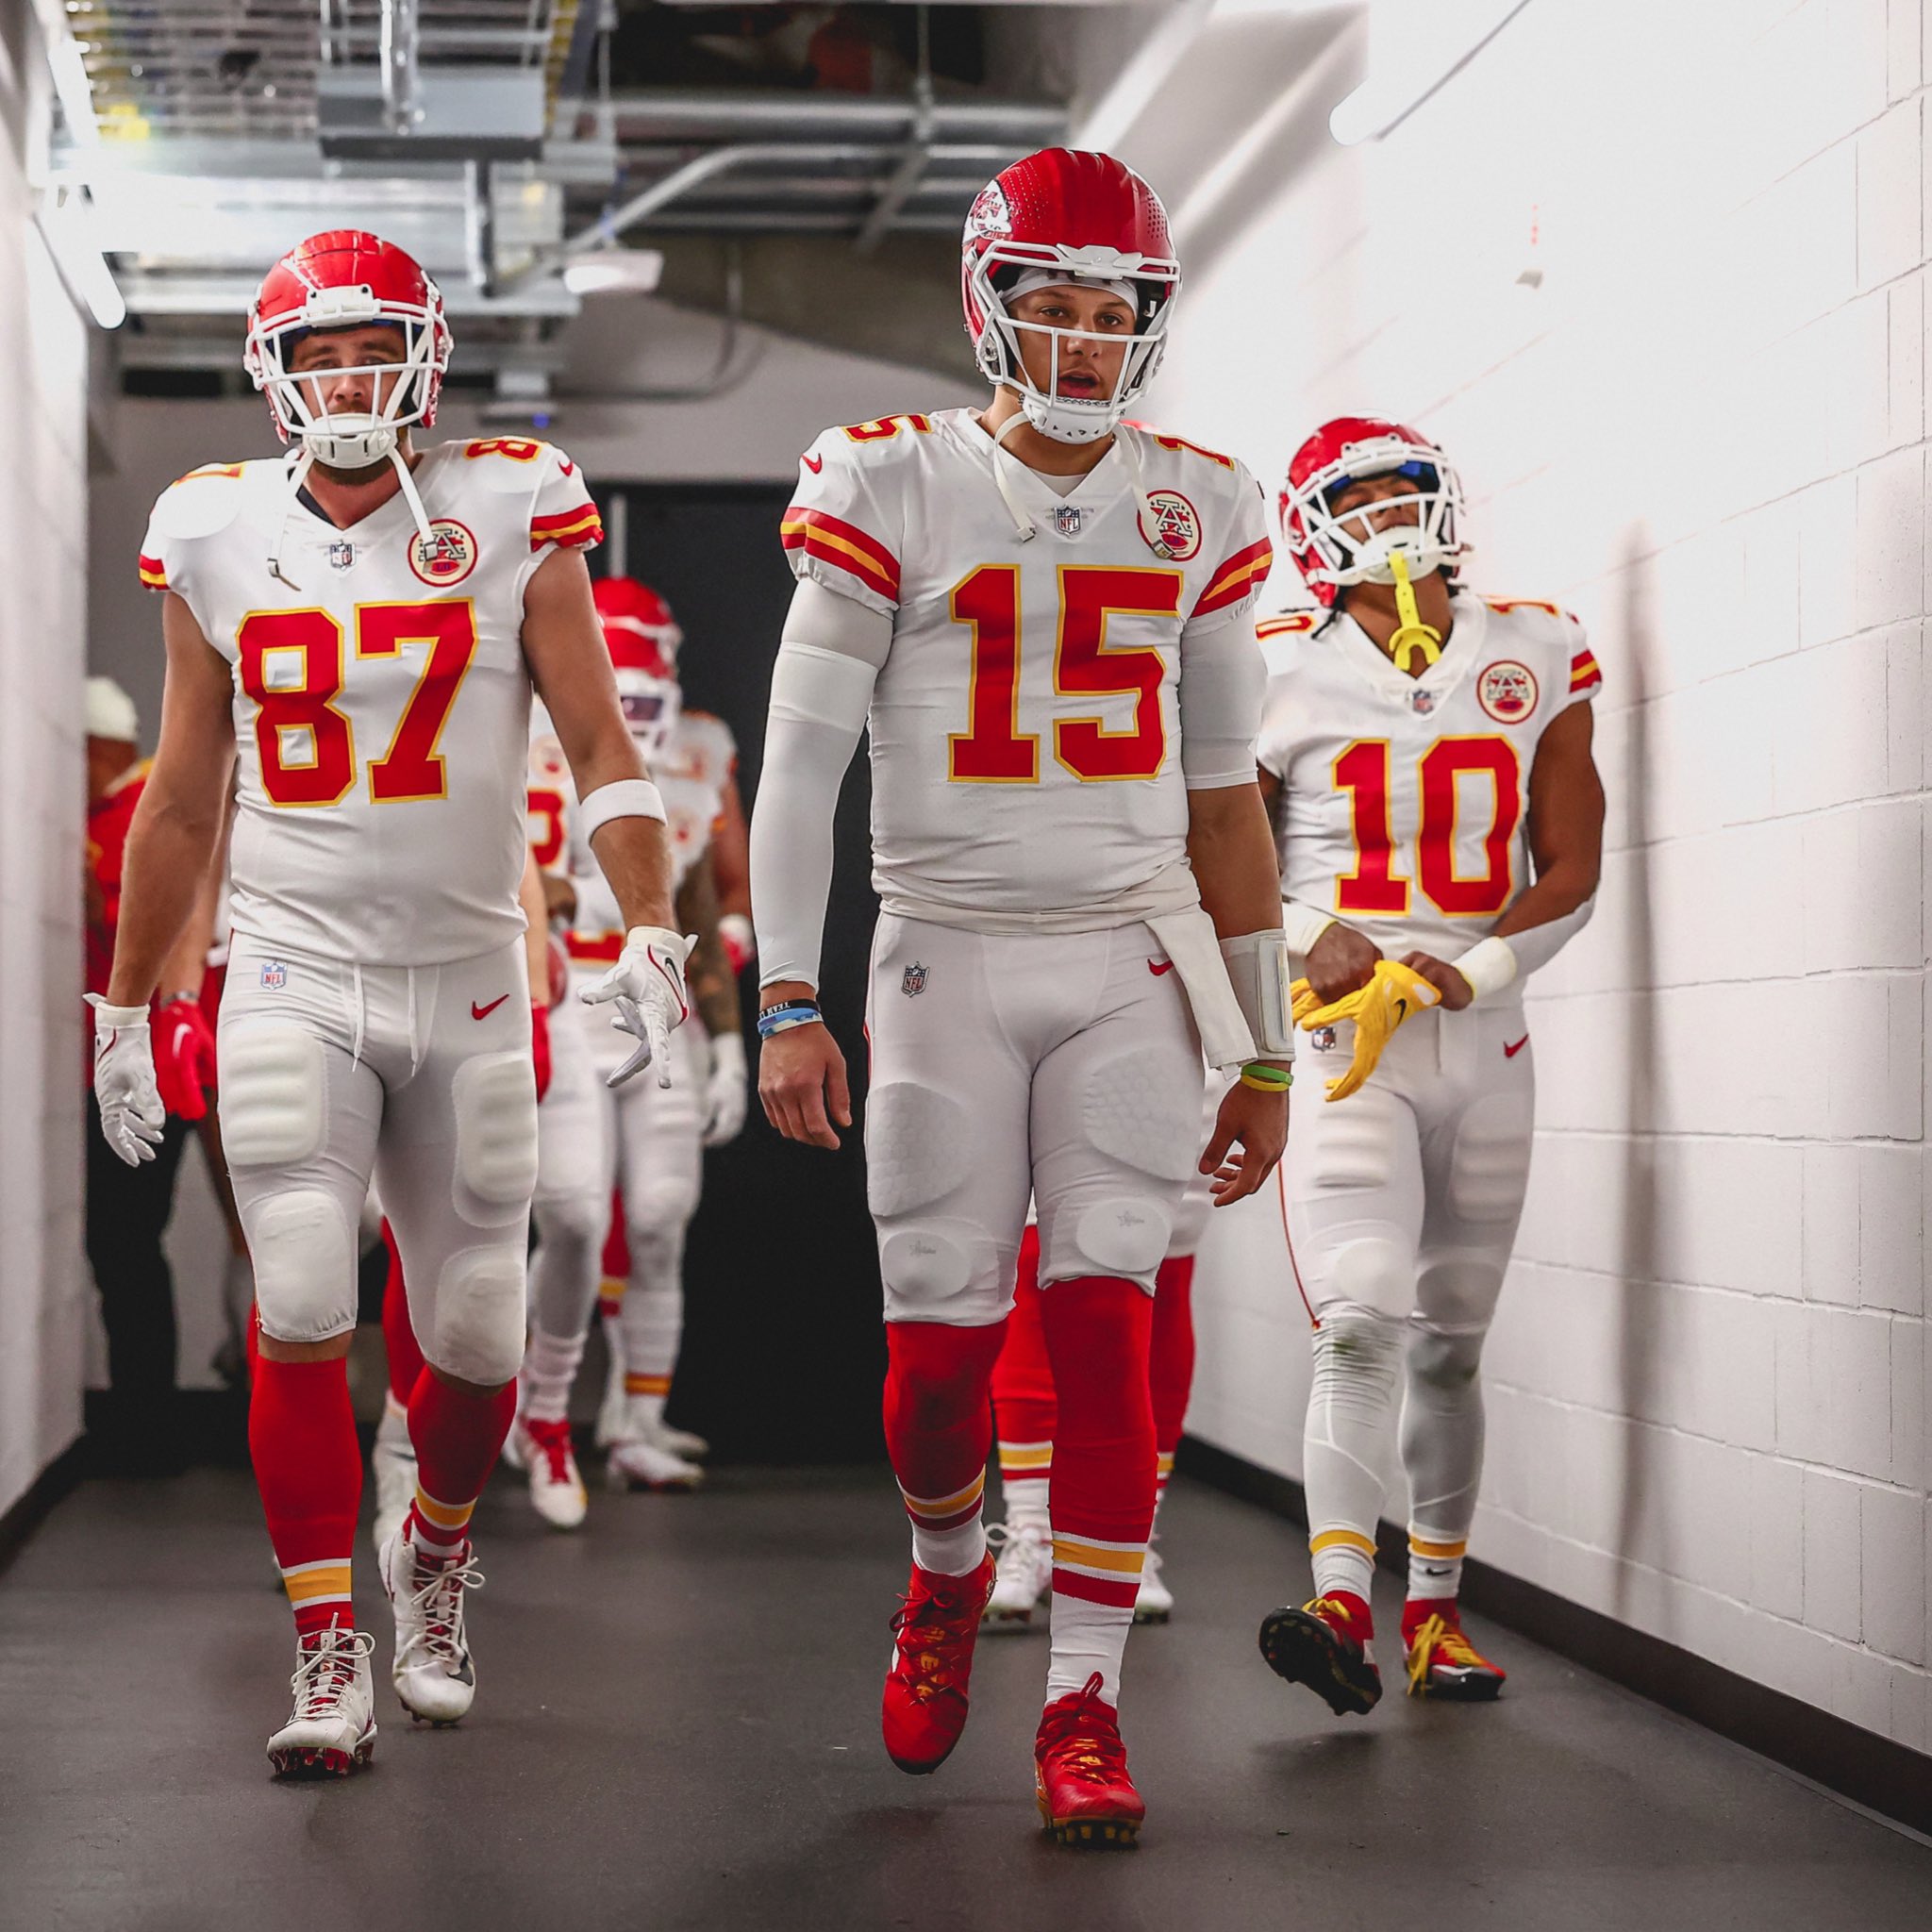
[1407,1610,1483,1689]
[986,1520,1048,1586]
[889,1573,980,1701]
[291,1627,375,1717]
[1039,1673,1127,1787]
[403,1548,484,1669]
[1305,1593,1365,1637]
[524,1418,577,1487]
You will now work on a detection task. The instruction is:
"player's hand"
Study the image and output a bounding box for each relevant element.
[1298,958,1441,1102]
[581,926,693,1090]
[530,1003,553,1103]
[1305,921,1381,1004]
[1399,950,1474,1011]
[1200,1074,1289,1206]
[89,996,166,1165]
[759,1020,850,1151]
[152,991,216,1123]
[704,1032,749,1147]
[541,872,577,924]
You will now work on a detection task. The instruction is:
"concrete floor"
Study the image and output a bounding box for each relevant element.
[1,1464,1926,1932]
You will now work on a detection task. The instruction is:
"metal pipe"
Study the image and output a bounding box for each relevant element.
[606,89,1064,145]
[379,0,421,135]
[856,2,935,256]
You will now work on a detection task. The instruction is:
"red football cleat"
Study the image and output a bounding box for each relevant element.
[1034,1673,1144,1849]
[880,1553,995,1774]
[1403,1601,1507,1700]
[1257,1591,1383,1715]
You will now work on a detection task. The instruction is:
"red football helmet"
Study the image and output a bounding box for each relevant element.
[961,148,1180,446]
[244,230,451,471]
[594,576,682,759]
[1279,415,1468,608]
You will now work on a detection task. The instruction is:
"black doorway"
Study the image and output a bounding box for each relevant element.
[590,482,885,1463]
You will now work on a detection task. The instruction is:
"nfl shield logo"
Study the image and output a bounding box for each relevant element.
[259,960,289,991]
[1055,504,1085,538]
[327,540,356,573]
[901,961,928,998]
[1409,687,1436,716]
[1310,1024,1337,1053]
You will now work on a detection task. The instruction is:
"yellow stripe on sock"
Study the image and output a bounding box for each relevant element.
[599,1277,627,1305]
[998,1443,1053,1473]
[1310,1528,1378,1558]
[1156,1452,1175,1475]
[281,1560,353,1606]
[625,1373,672,1396]
[412,1486,475,1533]
[899,1473,984,1522]
[1408,1535,1467,1560]
[1051,1536,1146,1576]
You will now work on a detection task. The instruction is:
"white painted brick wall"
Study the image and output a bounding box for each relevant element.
[0,44,90,1515]
[1170,0,1931,1752]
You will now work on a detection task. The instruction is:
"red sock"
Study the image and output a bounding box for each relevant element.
[991,1227,1056,1520]
[1149,1254,1196,1506]
[251,1355,362,1640]
[406,1369,516,1562]
[601,1189,630,1279]
[1039,1276,1155,1610]
[882,1318,1008,1568]
[379,1220,425,1407]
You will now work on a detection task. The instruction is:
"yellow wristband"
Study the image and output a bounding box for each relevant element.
[1240,1066,1292,1093]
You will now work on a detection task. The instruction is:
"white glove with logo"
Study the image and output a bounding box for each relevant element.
[703,1031,748,1147]
[580,925,693,1090]
[89,995,166,1166]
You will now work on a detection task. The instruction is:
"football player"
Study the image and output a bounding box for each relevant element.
[510,576,746,1518]
[93,230,687,1779]
[1253,416,1604,1709]
[749,149,1293,1847]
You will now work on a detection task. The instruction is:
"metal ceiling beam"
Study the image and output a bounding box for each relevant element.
[117,272,578,319]
[606,90,1063,146]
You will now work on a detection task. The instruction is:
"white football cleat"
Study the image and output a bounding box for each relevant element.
[1133,1546,1174,1624]
[646,1417,710,1460]
[371,1398,415,1557]
[267,1625,377,1779]
[594,1321,629,1450]
[380,1524,482,1725]
[605,1436,703,1491]
[516,1417,588,1529]
[982,1523,1053,1631]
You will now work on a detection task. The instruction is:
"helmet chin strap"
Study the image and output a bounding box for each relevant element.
[1386,550,1442,672]
[265,437,435,591]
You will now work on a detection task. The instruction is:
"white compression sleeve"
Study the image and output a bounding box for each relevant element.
[1456,892,1598,1000]
[1178,607,1267,791]
[749,579,891,991]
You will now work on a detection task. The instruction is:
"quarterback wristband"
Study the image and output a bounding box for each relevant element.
[1281,900,1337,957]
[578,778,666,842]
[1219,929,1295,1058]
[757,1001,823,1039]
[1455,935,1520,1003]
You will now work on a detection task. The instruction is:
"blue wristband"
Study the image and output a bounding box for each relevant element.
[757,1002,823,1040]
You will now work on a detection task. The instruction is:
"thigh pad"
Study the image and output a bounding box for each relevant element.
[221,1024,326,1169]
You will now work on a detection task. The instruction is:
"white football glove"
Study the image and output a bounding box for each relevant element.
[580,925,693,1090]
[89,995,166,1166]
[703,1031,748,1147]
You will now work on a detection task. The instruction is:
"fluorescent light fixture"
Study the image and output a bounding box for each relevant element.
[40,186,125,327]
[562,248,664,296]
[1330,0,1530,146]
[35,0,100,146]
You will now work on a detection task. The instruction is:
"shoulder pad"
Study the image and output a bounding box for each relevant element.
[150,462,255,541]
[804,415,935,472]
[1124,424,1240,471]
[1256,610,1321,640]
[457,437,574,493]
[1481,595,1581,634]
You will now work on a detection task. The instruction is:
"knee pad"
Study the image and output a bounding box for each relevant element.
[1082,1053,1198,1183]
[428,1244,528,1386]
[249,1189,356,1342]
[221,1024,325,1168]
[628,1174,700,1244]
[533,1184,604,1253]
[1324,1237,1414,1321]
[1415,1252,1505,1334]
[453,1053,539,1222]
[1058,1196,1173,1282]
[878,1222,991,1317]
[1448,1094,1534,1223]
[1407,1326,1485,1395]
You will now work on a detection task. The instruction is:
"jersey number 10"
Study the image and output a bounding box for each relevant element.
[948,563,1181,784]
[1335,737,1522,917]
[238,602,478,808]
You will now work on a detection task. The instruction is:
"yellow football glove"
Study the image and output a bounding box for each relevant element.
[1295,958,1441,1102]
[1289,976,1324,1028]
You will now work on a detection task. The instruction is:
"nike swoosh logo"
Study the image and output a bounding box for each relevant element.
[1505,1033,1529,1058]
[1147,958,1174,976]
[471,995,509,1021]
[557,457,575,476]
[1393,999,1407,1021]
[802,453,824,474]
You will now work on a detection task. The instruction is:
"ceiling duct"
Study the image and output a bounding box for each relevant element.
[316,64,551,160]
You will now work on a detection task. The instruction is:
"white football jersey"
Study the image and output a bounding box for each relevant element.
[1257,591,1603,962]
[561,708,734,979]
[141,438,602,966]
[783,409,1274,919]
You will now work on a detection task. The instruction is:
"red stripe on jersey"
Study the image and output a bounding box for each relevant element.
[566,931,624,965]
[1569,648,1603,693]
[1257,610,1319,639]
[1192,537,1274,618]
[138,554,168,590]
[780,507,901,603]
[529,507,603,552]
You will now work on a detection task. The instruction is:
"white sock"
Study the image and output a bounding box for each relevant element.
[376,1391,411,1449]
[1001,1477,1051,1538]
[911,1516,988,1577]
[1407,1530,1465,1605]
[522,1324,585,1425]
[1046,1592,1133,1707]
